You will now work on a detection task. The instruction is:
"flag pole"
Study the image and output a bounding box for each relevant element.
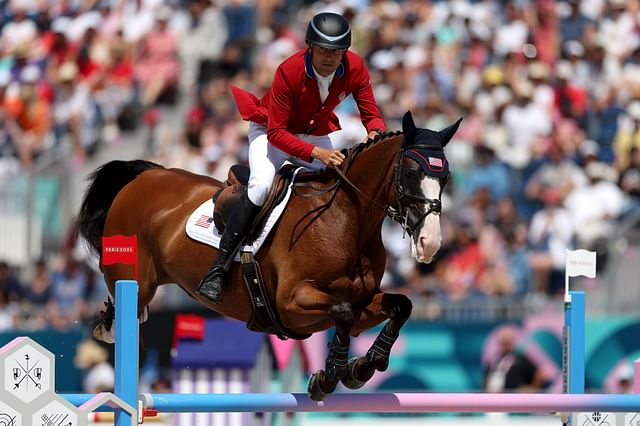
[562,249,596,425]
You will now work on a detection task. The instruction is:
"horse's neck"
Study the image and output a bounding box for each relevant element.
[346,137,401,204]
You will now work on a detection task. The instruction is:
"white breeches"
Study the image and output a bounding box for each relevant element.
[247,122,341,206]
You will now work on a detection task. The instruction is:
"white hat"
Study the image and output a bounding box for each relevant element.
[627,100,640,120]
[579,139,600,157]
[58,61,78,82]
[0,71,11,87]
[155,5,172,21]
[585,161,617,182]
[556,60,573,80]
[564,40,585,57]
[371,50,399,70]
[51,16,71,34]
[20,64,40,83]
[74,340,109,369]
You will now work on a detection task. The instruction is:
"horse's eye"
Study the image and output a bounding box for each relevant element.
[405,169,418,179]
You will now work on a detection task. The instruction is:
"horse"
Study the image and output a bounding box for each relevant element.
[78,111,460,401]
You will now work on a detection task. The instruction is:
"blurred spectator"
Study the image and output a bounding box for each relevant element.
[179,0,228,89]
[619,146,640,218]
[94,39,135,145]
[462,144,511,202]
[222,0,256,73]
[151,376,172,393]
[528,188,574,295]
[24,257,52,305]
[559,0,595,45]
[502,79,552,170]
[135,6,180,109]
[74,339,114,393]
[504,223,532,295]
[52,61,99,166]
[47,254,89,329]
[484,327,545,392]
[525,142,588,207]
[6,64,52,168]
[554,60,588,121]
[613,100,640,171]
[584,86,622,163]
[1,6,38,52]
[615,363,634,394]
[0,261,25,302]
[564,161,626,250]
[493,198,531,294]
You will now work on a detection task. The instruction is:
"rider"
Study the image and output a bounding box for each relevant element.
[197,11,386,304]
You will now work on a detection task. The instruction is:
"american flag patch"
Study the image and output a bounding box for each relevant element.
[195,214,213,229]
[429,157,443,167]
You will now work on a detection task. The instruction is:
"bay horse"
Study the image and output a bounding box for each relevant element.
[78,111,460,400]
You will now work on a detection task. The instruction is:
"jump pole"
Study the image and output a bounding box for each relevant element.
[62,280,640,416]
[115,279,139,426]
[139,392,640,413]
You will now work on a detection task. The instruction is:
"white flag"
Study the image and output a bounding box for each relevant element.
[566,249,597,278]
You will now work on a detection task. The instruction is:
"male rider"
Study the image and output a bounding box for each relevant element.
[197,11,386,303]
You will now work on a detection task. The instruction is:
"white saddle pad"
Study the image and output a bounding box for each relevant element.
[186,168,303,260]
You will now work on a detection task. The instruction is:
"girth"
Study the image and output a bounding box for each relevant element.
[212,164,310,340]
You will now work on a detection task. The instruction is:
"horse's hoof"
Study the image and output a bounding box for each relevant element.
[307,371,329,402]
[93,323,115,344]
[341,357,367,390]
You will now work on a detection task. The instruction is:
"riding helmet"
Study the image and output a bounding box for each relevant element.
[305,12,351,50]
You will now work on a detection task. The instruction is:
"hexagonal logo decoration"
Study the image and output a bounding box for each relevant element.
[32,397,79,426]
[0,338,53,405]
[0,399,21,425]
[625,412,640,425]
[576,412,616,425]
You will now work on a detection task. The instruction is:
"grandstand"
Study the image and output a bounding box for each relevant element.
[0,1,639,421]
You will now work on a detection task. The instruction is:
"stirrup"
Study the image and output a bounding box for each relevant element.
[197,268,225,304]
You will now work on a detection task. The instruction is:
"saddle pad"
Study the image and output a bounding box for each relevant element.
[186,168,303,260]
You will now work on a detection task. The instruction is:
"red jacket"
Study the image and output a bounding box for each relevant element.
[231,49,385,162]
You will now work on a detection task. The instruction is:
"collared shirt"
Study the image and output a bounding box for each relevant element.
[314,67,335,104]
[230,49,385,162]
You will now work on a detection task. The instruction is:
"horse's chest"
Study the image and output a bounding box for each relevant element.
[325,258,379,300]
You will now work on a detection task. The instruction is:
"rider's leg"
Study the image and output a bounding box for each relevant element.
[197,124,285,303]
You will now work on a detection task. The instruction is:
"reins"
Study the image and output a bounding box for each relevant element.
[291,132,445,237]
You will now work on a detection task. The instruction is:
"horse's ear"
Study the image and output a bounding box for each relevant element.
[439,117,463,146]
[402,111,417,145]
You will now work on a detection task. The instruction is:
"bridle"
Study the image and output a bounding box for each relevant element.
[387,144,447,237]
[333,140,448,237]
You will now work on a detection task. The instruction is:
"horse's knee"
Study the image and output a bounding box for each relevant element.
[391,294,412,321]
[330,301,354,323]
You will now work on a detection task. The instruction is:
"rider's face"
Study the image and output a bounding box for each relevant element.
[310,45,346,77]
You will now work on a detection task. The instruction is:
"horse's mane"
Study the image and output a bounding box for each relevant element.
[344,130,403,158]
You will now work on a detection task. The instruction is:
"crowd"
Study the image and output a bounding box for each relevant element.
[1,0,640,327]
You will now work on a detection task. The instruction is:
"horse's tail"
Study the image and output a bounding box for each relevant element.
[78,159,161,256]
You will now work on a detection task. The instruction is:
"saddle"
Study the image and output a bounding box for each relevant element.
[211,164,310,340]
[212,164,296,240]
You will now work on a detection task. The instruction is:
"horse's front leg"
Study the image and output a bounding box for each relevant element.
[281,282,355,401]
[341,292,412,390]
[307,300,354,401]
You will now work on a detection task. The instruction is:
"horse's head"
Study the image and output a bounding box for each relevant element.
[394,111,461,263]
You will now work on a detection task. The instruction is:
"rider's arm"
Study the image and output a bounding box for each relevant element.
[351,55,386,134]
[267,67,316,163]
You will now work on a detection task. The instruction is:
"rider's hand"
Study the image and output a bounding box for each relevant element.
[312,146,345,168]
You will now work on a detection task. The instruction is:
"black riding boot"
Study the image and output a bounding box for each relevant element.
[197,190,259,304]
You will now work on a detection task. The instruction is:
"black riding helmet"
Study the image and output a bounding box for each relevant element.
[305,12,351,50]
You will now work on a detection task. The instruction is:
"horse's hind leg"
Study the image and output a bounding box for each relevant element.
[307,301,355,401]
[93,262,157,344]
[341,292,412,390]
